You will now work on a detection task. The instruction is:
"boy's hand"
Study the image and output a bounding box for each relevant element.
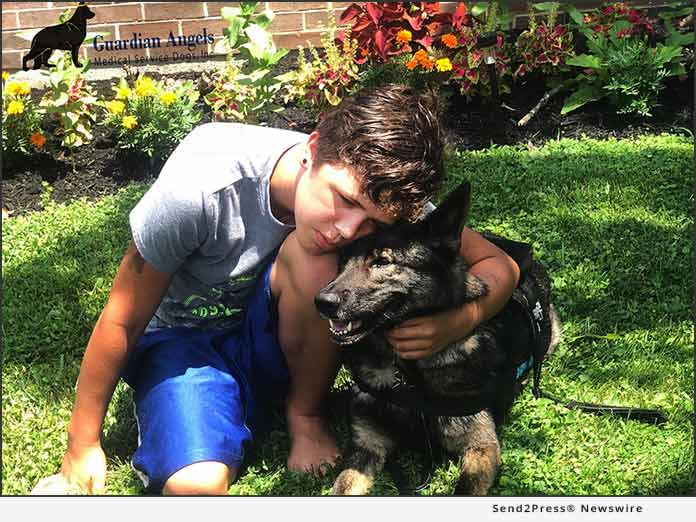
[386,307,473,360]
[60,442,107,494]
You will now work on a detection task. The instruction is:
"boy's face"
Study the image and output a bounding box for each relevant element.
[293,161,400,256]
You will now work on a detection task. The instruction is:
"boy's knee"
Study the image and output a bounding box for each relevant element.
[162,461,236,496]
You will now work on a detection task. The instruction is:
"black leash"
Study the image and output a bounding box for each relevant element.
[531,367,668,425]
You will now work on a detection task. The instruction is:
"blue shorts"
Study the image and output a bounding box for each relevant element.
[122,260,289,493]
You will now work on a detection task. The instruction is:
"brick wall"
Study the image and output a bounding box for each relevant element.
[1,1,674,71]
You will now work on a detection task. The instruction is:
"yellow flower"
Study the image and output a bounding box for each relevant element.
[115,85,132,99]
[435,57,453,72]
[160,91,177,106]
[6,100,25,115]
[2,71,9,82]
[7,82,30,96]
[106,100,125,114]
[134,76,157,97]
[30,132,46,149]
[122,115,138,129]
[396,29,412,45]
[441,34,458,49]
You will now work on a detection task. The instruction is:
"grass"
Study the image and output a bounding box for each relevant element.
[2,134,693,495]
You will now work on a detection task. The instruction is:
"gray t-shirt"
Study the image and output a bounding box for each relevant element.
[129,122,307,331]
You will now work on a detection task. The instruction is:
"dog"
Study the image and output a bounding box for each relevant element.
[315,182,561,495]
[22,2,95,71]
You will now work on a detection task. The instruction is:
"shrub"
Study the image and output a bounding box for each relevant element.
[562,3,686,116]
[203,1,288,123]
[514,3,575,84]
[100,75,202,160]
[2,73,46,157]
[278,13,360,117]
[39,52,98,150]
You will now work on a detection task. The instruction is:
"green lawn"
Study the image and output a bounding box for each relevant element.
[2,134,693,495]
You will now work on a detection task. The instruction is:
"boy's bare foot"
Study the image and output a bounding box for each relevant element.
[287,413,340,476]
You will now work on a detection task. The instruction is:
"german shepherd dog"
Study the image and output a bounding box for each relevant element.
[22,2,95,71]
[315,182,561,495]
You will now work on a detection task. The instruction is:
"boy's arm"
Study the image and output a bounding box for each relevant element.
[386,227,520,359]
[61,241,172,492]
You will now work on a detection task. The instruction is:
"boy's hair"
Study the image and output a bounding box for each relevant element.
[313,84,444,222]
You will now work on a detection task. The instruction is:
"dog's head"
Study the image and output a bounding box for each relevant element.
[75,3,96,20]
[315,182,472,346]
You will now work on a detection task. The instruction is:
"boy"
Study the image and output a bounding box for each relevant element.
[53,85,519,495]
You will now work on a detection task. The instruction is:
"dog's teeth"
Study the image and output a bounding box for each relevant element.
[347,321,352,332]
[329,319,336,330]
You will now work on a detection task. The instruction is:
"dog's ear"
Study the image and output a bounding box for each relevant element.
[422,181,471,243]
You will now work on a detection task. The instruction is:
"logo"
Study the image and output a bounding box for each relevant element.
[22,2,95,71]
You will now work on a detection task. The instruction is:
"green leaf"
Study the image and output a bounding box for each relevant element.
[654,44,685,65]
[472,3,489,17]
[255,9,276,29]
[566,54,602,69]
[240,1,259,17]
[561,84,602,114]
[223,16,246,50]
[242,24,274,60]
[666,30,694,47]
[532,2,560,12]
[561,3,585,26]
[53,92,69,106]
[666,62,687,76]
[267,48,289,67]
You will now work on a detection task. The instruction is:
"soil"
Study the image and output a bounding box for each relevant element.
[2,57,693,217]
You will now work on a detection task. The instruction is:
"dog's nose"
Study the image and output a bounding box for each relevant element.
[315,292,341,317]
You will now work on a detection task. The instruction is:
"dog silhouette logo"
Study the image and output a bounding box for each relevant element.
[22,2,96,71]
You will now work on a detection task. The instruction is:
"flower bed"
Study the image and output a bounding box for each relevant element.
[2,1,693,217]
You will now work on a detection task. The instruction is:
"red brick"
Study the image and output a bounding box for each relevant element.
[3,11,19,30]
[271,12,303,32]
[330,2,355,10]
[274,30,323,50]
[268,3,328,13]
[305,10,332,30]
[51,2,115,6]
[90,4,143,25]
[119,20,180,41]
[144,2,205,22]
[205,1,261,18]
[3,2,50,9]
[2,50,23,70]
[17,8,66,29]
[2,30,32,51]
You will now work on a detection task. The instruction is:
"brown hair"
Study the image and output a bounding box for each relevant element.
[313,84,445,222]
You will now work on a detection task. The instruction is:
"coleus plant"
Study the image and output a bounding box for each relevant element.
[514,3,575,82]
[338,2,472,64]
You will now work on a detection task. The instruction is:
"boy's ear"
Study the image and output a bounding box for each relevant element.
[423,181,471,242]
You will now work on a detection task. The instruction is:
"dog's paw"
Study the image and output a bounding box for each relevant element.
[331,469,374,496]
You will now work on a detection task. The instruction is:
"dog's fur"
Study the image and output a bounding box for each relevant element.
[315,183,561,495]
[22,3,95,71]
